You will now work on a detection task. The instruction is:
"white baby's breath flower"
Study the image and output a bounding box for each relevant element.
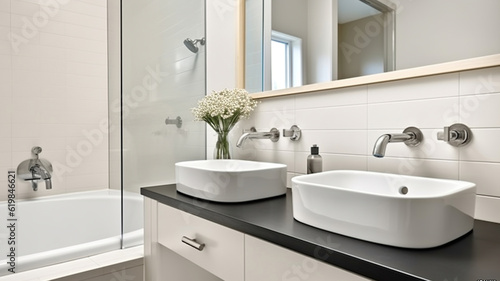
[192,88,259,133]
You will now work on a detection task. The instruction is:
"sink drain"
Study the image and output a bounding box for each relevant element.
[399,186,409,195]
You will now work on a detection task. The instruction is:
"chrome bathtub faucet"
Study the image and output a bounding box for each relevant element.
[17,146,53,191]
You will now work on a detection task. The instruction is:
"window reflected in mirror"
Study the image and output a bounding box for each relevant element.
[271,39,289,90]
[271,31,303,90]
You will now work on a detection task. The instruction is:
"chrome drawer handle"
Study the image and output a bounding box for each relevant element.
[181,236,205,251]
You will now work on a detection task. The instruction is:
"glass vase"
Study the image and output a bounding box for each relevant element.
[214,131,231,159]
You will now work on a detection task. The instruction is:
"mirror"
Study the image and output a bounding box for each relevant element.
[244,0,500,95]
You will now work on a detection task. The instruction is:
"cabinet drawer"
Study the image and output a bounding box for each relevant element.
[157,204,244,281]
[245,235,371,281]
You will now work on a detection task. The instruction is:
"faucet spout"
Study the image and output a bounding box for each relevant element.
[236,132,252,147]
[45,179,52,190]
[372,127,423,158]
[373,134,391,158]
[236,127,280,148]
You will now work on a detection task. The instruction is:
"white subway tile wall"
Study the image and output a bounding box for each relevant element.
[0,0,108,200]
[234,66,500,223]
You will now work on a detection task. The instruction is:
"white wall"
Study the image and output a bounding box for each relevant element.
[396,0,500,70]
[272,0,308,37]
[307,0,337,83]
[271,0,308,87]
[245,0,264,93]
[338,15,384,79]
[0,0,108,200]
[205,0,241,158]
[206,0,238,91]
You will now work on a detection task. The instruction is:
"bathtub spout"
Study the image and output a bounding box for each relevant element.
[31,180,38,191]
[29,180,52,191]
[45,179,52,190]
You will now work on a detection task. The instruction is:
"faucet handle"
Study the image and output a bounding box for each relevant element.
[165,116,182,128]
[437,123,472,146]
[31,146,42,159]
[283,125,301,141]
[437,127,450,141]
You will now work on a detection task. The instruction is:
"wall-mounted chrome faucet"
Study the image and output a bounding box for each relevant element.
[437,123,472,146]
[17,146,53,191]
[372,127,423,158]
[236,127,280,148]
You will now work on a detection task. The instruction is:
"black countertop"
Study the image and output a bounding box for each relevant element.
[141,185,500,281]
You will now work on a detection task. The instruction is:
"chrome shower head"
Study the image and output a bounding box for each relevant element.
[184,37,205,53]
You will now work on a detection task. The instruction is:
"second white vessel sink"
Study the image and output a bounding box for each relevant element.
[176,160,287,202]
[291,170,476,248]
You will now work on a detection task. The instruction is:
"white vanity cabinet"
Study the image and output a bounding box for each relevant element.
[245,235,370,281]
[144,198,370,281]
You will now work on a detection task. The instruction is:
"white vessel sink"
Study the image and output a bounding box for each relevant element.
[291,170,476,248]
[175,160,287,202]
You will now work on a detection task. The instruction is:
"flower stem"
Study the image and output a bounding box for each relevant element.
[214,130,231,159]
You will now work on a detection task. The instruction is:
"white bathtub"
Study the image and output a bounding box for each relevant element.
[0,190,143,276]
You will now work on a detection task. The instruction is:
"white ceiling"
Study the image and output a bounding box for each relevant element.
[338,0,382,24]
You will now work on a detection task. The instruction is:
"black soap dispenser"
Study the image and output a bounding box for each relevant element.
[307,144,322,174]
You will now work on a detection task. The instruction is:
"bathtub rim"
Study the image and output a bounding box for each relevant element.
[0,188,139,204]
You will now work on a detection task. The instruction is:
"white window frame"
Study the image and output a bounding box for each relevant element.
[269,30,303,90]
